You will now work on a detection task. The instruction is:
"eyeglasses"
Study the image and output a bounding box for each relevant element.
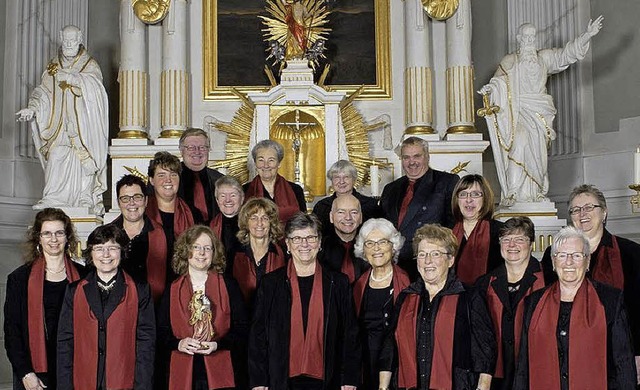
[499,236,530,245]
[288,235,319,244]
[118,194,145,203]
[569,204,602,215]
[92,246,121,254]
[182,145,209,152]
[192,244,213,253]
[40,230,66,239]
[457,191,483,199]
[249,215,271,223]
[553,252,587,261]
[363,239,392,249]
[415,250,450,260]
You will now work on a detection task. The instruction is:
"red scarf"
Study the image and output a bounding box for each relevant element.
[27,256,81,373]
[169,272,235,390]
[147,218,168,302]
[395,292,459,389]
[353,265,410,317]
[340,241,356,284]
[245,174,300,223]
[486,270,545,378]
[146,195,195,238]
[453,219,491,285]
[73,273,138,389]
[593,235,624,289]
[232,245,285,302]
[210,213,223,238]
[288,261,325,380]
[528,280,607,389]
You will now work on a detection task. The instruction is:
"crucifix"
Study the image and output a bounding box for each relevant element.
[278,109,318,185]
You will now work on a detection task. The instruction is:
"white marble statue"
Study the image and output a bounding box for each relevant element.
[480,16,603,206]
[17,25,109,215]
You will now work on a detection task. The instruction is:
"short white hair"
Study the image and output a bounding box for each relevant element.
[354,218,405,263]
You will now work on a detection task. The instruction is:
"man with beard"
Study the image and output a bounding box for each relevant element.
[480,16,603,206]
[380,137,459,280]
[319,194,370,285]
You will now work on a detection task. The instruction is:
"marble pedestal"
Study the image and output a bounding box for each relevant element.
[59,206,104,259]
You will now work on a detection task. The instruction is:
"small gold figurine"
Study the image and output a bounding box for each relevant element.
[188,290,215,349]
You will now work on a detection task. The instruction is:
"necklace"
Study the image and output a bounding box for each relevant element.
[370,269,393,282]
[46,266,66,274]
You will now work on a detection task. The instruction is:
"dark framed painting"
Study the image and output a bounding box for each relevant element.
[203,0,391,100]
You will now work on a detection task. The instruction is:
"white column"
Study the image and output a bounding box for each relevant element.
[445,0,475,133]
[404,0,434,135]
[160,0,189,138]
[118,0,148,139]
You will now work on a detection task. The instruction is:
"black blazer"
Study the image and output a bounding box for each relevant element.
[312,189,382,236]
[319,232,371,284]
[380,169,459,279]
[178,164,224,224]
[248,266,361,390]
[4,260,86,381]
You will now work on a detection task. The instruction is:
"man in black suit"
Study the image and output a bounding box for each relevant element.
[177,128,223,224]
[380,136,459,280]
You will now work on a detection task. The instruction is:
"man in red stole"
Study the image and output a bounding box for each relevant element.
[249,213,360,390]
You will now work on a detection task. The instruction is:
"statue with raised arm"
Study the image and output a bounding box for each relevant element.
[479,16,603,206]
[16,25,109,215]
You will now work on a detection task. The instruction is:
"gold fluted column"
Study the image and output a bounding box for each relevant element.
[118,0,148,139]
[404,0,434,135]
[160,0,189,138]
[446,0,475,134]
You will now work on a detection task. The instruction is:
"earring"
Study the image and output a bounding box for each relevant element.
[36,244,41,254]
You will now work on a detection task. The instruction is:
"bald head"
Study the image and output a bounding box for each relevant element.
[330,194,362,241]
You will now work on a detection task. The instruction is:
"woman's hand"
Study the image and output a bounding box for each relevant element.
[178,337,203,355]
[22,372,46,390]
[195,341,218,355]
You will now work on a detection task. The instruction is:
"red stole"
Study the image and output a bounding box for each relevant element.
[353,265,410,317]
[288,261,325,380]
[453,219,491,285]
[146,219,168,302]
[528,280,607,389]
[169,272,235,390]
[395,292,459,389]
[146,195,195,238]
[210,213,223,238]
[593,235,624,289]
[232,245,285,302]
[485,270,545,378]
[193,173,209,221]
[245,174,300,223]
[27,256,80,373]
[340,241,356,284]
[73,273,138,389]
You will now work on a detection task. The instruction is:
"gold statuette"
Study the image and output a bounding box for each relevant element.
[421,0,459,21]
[133,0,171,25]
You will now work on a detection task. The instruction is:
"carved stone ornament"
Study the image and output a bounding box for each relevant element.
[421,0,459,21]
[133,0,171,24]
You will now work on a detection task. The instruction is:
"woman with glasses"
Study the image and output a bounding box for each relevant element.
[451,174,504,285]
[57,224,155,389]
[4,208,85,390]
[541,184,640,380]
[229,198,285,307]
[157,225,248,390]
[244,140,306,224]
[352,218,410,390]
[249,212,360,390]
[473,217,546,390]
[379,224,494,390]
[514,226,636,389]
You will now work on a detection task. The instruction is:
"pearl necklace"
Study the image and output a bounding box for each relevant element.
[46,266,66,274]
[370,269,393,282]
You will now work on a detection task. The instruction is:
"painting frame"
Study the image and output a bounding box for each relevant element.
[202,0,391,101]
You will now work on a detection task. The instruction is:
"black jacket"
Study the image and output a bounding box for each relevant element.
[513,279,637,390]
[248,266,361,390]
[379,271,495,390]
[178,164,224,224]
[380,169,459,280]
[541,229,640,355]
[312,189,382,236]
[318,232,371,284]
[57,269,156,390]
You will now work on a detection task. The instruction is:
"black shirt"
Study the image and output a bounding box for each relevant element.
[298,275,314,334]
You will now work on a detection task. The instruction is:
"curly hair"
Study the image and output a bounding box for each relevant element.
[25,208,79,263]
[236,198,284,245]
[173,225,226,275]
[412,224,459,258]
[82,224,129,266]
[354,218,405,263]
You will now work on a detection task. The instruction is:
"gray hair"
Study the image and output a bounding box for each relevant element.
[354,218,405,263]
[397,136,429,158]
[326,160,357,181]
[179,128,210,148]
[251,139,285,163]
[568,184,607,211]
[550,226,591,257]
[285,212,322,240]
[214,176,243,198]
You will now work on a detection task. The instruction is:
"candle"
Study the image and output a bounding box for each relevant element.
[635,146,640,184]
[370,165,379,197]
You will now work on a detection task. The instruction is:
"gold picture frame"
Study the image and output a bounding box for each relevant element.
[202,0,391,101]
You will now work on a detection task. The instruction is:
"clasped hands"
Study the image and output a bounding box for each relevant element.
[178,337,217,355]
